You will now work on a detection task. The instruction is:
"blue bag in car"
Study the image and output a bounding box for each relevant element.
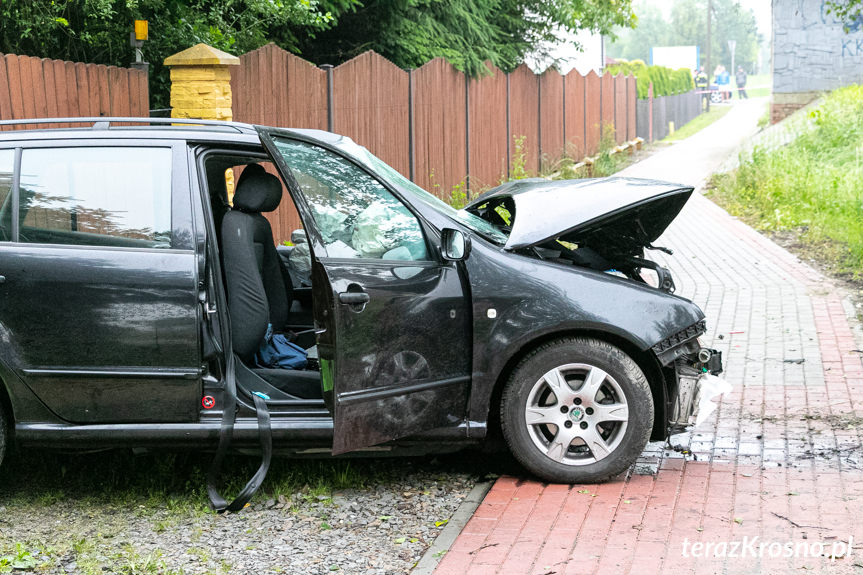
[255,324,308,370]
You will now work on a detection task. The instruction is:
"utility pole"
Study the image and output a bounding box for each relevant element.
[729,39,736,77]
[706,0,712,112]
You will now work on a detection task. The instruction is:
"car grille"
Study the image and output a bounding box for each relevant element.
[651,319,707,354]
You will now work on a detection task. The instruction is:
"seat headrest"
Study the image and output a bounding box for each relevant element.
[233,171,282,213]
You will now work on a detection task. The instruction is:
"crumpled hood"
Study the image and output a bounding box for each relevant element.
[465,177,694,251]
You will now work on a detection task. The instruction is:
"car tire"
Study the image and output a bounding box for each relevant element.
[500,337,653,483]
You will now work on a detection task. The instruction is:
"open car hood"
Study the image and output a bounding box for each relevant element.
[465,177,694,251]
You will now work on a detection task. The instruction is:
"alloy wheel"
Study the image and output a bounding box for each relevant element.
[524,363,629,465]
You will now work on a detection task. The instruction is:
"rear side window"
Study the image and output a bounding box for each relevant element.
[18,147,172,249]
[0,149,12,241]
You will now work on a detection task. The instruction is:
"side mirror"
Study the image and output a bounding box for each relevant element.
[441,228,470,261]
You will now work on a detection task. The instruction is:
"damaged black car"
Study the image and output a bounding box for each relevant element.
[0,118,721,509]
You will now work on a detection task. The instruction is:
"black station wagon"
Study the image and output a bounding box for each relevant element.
[0,118,721,510]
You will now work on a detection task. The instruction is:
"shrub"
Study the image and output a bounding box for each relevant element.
[708,84,863,275]
[606,60,694,99]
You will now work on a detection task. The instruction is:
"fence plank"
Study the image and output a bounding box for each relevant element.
[333,51,410,178]
[109,66,131,118]
[0,55,13,127]
[42,59,59,128]
[52,60,69,127]
[30,58,50,121]
[97,65,111,117]
[539,69,564,168]
[627,76,636,141]
[509,64,540,174]
[468,62,507,192]
[19,56,36,121]
[600,72,614,140]
[413,58,467,199]
[63,62,78,124]
[563,70,585,159]
[584,71,601,156]
[614,73,627,144]
[86,64,101,117]
[5,56,25,121]
[286,52,327,129]
[127,69,140,118]
[74,63,91,117]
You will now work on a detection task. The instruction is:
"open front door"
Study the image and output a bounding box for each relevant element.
[258,129,471,454]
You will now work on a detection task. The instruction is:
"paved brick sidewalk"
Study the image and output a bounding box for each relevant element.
[434,101,863,574]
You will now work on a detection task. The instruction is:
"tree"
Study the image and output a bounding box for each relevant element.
[292,0,637,75]
[826,0,863,32]
[0,0,353,108]
[606,3,670,62]
[0,0,635,107]
[607,0,760,75]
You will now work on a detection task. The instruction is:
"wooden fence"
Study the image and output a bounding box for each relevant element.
[232,44,636,240]
[0,53,149,129]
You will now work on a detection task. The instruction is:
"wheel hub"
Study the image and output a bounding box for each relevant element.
[569,406,585,422]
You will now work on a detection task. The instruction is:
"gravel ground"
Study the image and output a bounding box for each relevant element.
[0,451,494,575]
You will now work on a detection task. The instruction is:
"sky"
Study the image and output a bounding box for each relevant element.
[529,0,772,75]
[648,0,772,38]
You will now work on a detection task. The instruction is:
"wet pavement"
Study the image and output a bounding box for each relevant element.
[432,99,863,574]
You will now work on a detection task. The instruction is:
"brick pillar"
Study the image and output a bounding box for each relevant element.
[165,44,240,198]
[164,43,239,121]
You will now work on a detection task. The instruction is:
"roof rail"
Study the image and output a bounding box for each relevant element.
[0,117,257,133]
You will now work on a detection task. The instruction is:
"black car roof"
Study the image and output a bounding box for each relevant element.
[0,117,336,147]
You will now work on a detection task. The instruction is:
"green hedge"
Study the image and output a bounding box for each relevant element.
[606,60,694,99]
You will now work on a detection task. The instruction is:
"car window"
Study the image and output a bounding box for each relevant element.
[271,138,429,261]
[0,149,12,241]
[337,140,509,246]
[18,147,172,249]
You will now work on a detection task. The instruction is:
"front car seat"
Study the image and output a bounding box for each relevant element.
[221,172,320,399]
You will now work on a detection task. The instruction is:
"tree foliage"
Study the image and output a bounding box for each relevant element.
[0,0,352,108]
[826,0,863,32]
[607,0,761,75]
[273,0,636,76]
[0,0,636,108]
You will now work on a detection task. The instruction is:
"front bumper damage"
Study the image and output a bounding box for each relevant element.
[669,357,729,431]
[652,321,728,433]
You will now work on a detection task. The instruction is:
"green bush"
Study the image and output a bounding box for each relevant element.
[708,84,863,276]
[606,60,694,99]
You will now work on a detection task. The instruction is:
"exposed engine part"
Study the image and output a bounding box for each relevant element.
[625,256,676,293]
[669,350,727,432]
[647,243,674,255]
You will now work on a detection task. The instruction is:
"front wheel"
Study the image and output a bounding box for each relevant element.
[500,337,653,483]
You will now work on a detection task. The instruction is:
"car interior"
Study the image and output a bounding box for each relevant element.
[201,152,323,401]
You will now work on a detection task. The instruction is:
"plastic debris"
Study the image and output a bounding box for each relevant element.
[694,374,732,427]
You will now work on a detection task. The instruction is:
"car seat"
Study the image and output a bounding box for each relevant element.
[220,171,320,399]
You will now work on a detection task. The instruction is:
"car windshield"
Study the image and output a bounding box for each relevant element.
[334,140,509,246]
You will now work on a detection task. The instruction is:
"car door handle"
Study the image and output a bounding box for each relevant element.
[338,291,370,305]
[0,275,5,284]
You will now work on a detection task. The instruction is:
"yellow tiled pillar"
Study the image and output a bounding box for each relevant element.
[165,44,241,199]
[164,43,239,121]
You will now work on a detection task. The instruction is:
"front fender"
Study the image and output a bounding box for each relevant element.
[465,241,704,424]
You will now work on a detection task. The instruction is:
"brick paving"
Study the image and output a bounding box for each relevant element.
[434,100,863,574]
